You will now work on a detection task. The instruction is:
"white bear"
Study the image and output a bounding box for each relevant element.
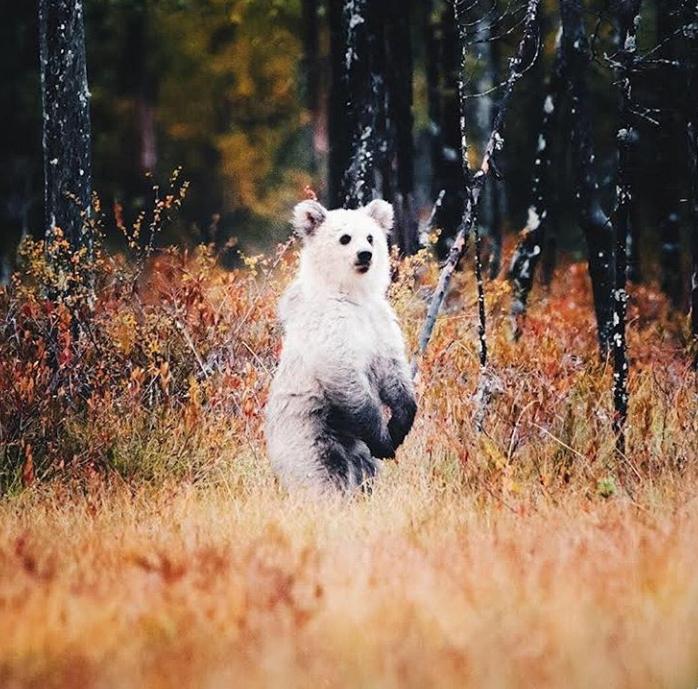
[265,199,417,492]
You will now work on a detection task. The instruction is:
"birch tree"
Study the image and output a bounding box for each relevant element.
[328,0,418,252]
[610,0,642,454]
[328,0,379,208]
[559,0,616,353]
[38,0,92,254]
[471,16,501,278]
[417,0,541,361]
[508,34,566,336]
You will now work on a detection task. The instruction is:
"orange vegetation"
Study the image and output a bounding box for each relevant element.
[0,232,697,688]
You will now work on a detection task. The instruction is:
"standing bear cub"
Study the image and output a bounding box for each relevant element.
[265,199,417,492]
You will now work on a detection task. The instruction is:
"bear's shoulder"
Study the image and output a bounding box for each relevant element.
[278,280,303,329]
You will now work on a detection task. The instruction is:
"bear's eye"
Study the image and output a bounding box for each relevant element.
[339,234,351,245]
[367,234,373,245]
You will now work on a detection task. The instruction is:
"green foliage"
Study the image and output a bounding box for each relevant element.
[597,476,618,499]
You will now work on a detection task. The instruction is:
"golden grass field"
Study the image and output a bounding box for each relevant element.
[1,241,698,689]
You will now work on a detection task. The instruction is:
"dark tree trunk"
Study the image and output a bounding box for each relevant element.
[509,34,566,334]
[302,0,328,175]
[470,16,500,277]
[655,0,684,307]
[452,2,488,376]
[423,0,444,206]
[559,0,616,353]
[688,121,698,369]
[328,0,417,251]
[431,4,466,254]
[376,10,392,208]
[489,33,509,264]
[383,0,418,254]
[625,197,642,283]
[683,1,698,365]
[0,163,32,287]
[611,0,642,455]
[690,208,698,370]
[329,0,381,209]
[422,0,446,229]
[328,0,351,206]
[38,0,92,252]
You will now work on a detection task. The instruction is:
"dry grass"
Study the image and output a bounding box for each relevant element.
[1,238,698,688]
[2,473,698,689]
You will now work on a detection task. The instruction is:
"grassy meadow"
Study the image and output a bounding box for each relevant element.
[1,235,697,689]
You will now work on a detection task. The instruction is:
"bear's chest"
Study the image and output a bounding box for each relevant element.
[317,300,385,353]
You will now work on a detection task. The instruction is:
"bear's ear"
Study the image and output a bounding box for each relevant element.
[292,200,327,238]
[364,199,394,234]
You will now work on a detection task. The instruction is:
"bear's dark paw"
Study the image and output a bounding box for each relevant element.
[388,399,417,449]
[367,433,395,460]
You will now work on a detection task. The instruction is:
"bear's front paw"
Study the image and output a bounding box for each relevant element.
[388,417,407,450]
[388,399,417,450]
[368,432,395,460]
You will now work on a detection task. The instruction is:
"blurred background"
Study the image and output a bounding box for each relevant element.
[0,0,693,287]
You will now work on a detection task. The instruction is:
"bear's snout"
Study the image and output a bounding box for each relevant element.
[356,250,373,270]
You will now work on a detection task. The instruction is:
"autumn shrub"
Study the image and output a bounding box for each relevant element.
[0,178,295,493]
[1,235,697,689]
[1,192,696,498]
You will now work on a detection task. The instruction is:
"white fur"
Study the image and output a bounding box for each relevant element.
[265,201,414,492]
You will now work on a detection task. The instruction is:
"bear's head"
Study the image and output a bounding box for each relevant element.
[291,199,394,299]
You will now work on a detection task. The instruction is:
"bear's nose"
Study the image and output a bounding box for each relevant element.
[356,250,372,265]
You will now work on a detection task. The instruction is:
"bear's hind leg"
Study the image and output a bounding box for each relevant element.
[318,436,355,491]
[318,435,378,491]
[343,439,379,491]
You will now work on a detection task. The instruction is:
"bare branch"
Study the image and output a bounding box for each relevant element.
[416,0,541,360]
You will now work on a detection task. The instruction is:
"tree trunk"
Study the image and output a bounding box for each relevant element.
[417,0,541,358]
[423,0,449,238]
[683,0,698,365]
[470,17,501,277]
[655,0,684,307]
[423,0,442,198]
[509,33,566,334]
[690,141,698,370]
[687,119,698,369]
[328,0,350,206]
[123,1,157,213]
[383,0,419,254]
[38,0,92,252]
[431,4,465,255]
[611,0,642,455]
[328,0,417,251]
[0,163,32,287]
[0,254,11,287]
[490,33,509,262]
[559,0,616,353]
[302,0,328,175]
[328,0,381,209]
